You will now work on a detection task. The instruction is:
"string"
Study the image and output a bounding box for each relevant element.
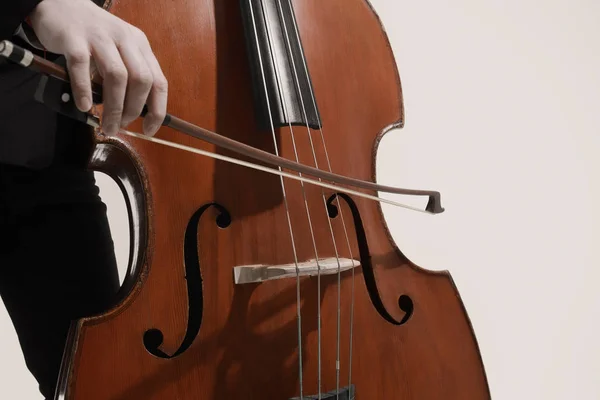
[248,1,305,398]
[262,2,350,398]
[277,0,357,397]
[286,7,358,394]
[258,3,329,398]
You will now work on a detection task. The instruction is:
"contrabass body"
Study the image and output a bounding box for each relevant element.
[55,0,491,398]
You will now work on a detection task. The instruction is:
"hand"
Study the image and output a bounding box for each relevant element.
[28,0,168,136]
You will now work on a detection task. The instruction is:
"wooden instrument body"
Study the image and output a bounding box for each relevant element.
[55,0,491,398]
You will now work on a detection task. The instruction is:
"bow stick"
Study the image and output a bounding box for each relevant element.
[0,39,444,214]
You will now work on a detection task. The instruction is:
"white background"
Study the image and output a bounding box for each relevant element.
[1,0,598,398]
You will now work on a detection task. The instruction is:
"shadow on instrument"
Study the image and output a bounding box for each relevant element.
[110,273,350,399]
[213,0,285,218]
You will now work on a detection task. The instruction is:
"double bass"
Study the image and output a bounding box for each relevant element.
[1,0,491,398]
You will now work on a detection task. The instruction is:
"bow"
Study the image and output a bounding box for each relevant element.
[0,39,444,214]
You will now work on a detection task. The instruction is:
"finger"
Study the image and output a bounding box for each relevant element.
[136,34,168,136]
[64,39,92,112]
[116,40,153,128]
[90,38,128,136]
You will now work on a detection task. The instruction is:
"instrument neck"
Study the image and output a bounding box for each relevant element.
[239,0,322,131]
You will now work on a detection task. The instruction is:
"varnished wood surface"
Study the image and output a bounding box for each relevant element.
[58,0,491,398]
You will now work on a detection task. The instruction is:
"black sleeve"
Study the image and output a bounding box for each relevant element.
[0,0,45,40]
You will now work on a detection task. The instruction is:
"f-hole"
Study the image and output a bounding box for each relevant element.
[327,194,413,326]
[143,203,232,358]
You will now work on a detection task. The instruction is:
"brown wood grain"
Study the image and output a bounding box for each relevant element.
[56,0,491,398]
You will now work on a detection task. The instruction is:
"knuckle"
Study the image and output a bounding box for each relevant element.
[148,110,162,121]
[106,104,124,115]
[154,76,168,93]
[131,69,153,87]
[133,27,149,44]
[111,22,129,40]
[146,112,162,127]
[67,48,89,65]
[106,64,128,83]
[88,25,105,40]
[104,107,124,121]
[72,79,89,93]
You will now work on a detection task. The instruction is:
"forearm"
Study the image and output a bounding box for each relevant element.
[0,0,44,40]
